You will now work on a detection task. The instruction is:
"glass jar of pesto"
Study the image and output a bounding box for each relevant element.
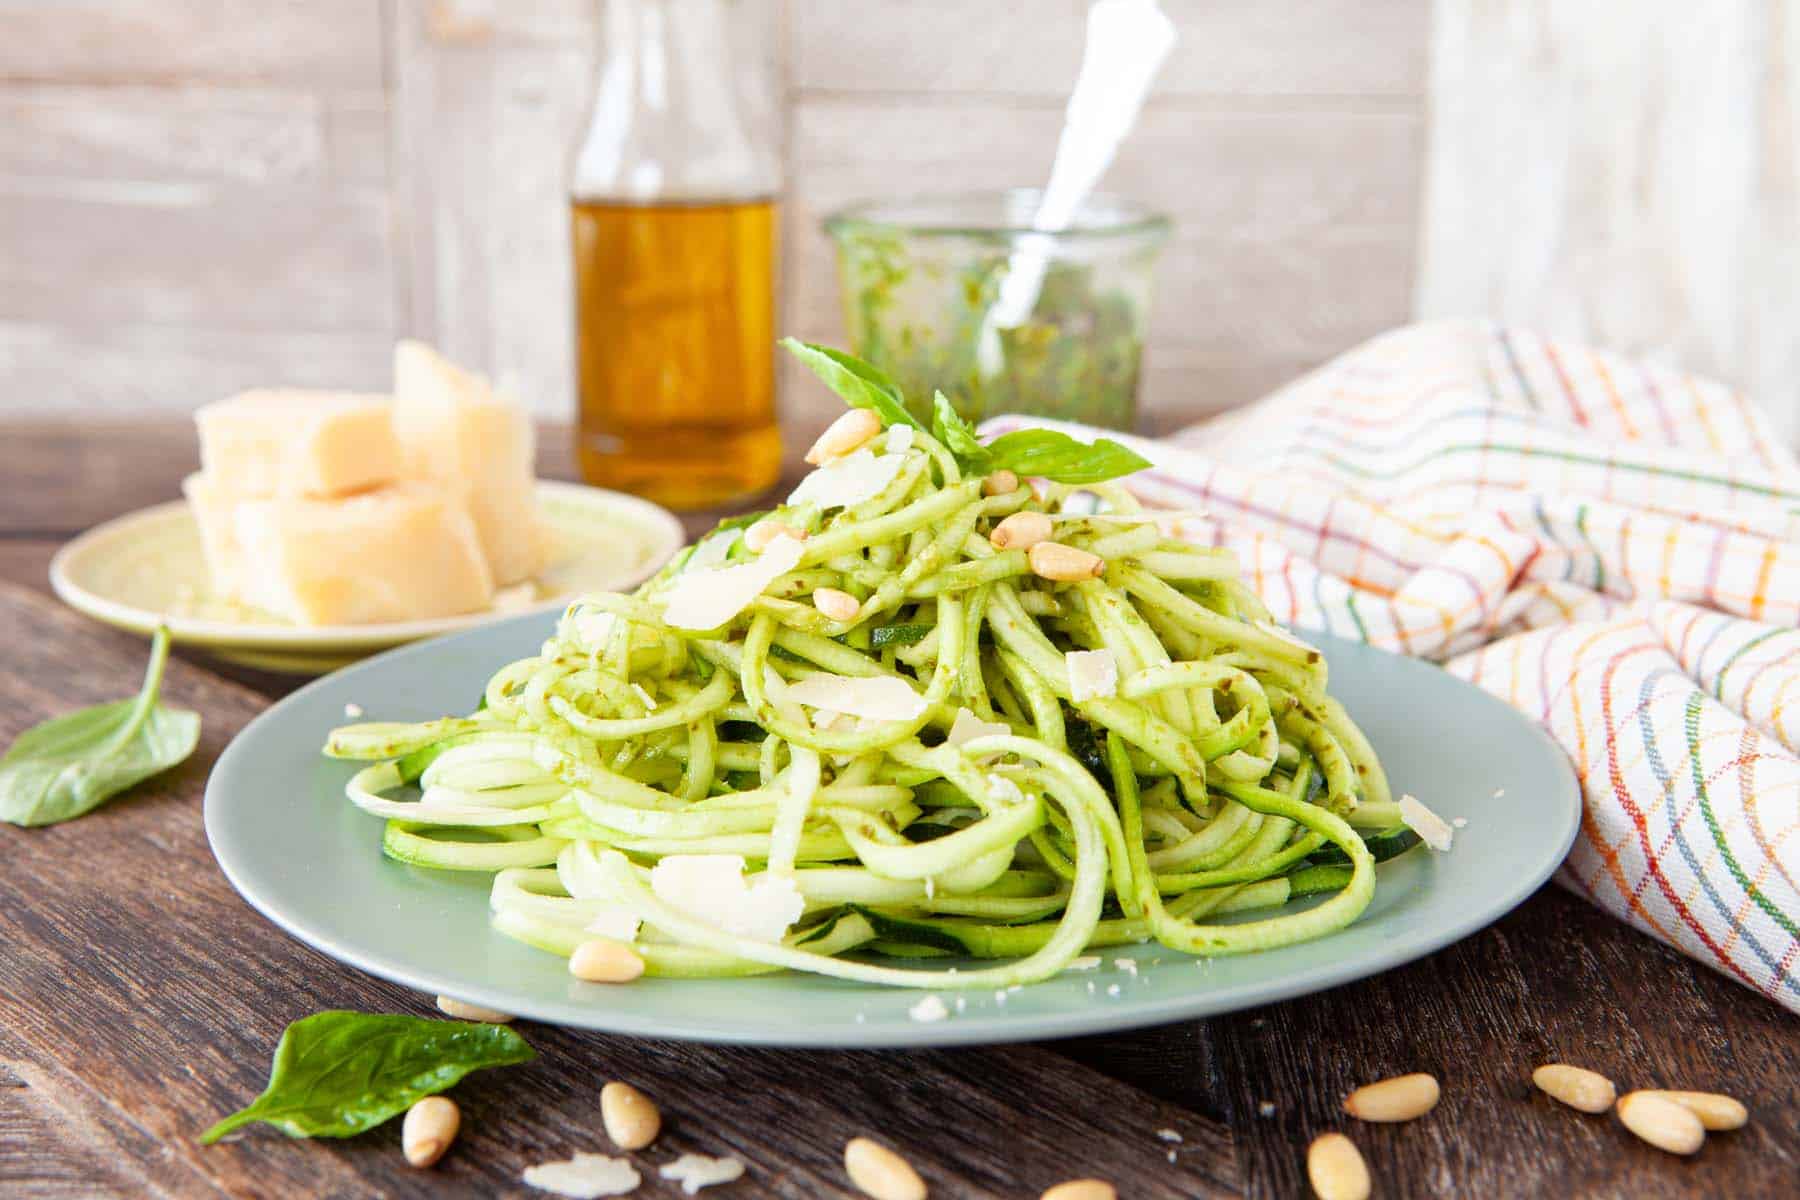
[823,189,1170,431]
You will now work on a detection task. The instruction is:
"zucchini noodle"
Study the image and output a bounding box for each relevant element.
[323,404,1414,991]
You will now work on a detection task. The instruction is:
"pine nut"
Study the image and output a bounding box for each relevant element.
[844,1136,926,1200]
[402,1096,459,1168]
[1648,1090,1748,1131]
[569,937,645,983]
[813,587,861,622]
[745,521,806,553]
[990,511,1053,550]
[1306,1133,1370,1200]
[435,995,515,1023]
[1343,1072,1440,1123]
[805,409,883,464]
[1531,1063,1615,1113]
[1041,1180,1115,1200]
[1027,541,1104,581]
[600,1080,662,1150]
[982,470,1020,497]
[1616,1090,1706,1155]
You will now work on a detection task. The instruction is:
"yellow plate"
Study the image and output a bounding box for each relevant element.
[49,481,685,674]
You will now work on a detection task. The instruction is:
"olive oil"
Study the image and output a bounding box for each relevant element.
[571,197,781,510]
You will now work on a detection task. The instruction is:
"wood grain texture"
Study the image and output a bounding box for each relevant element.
[3,418,1798,1199]
[1418,0,1800,441]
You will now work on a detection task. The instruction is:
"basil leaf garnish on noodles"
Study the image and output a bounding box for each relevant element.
[780,338,925,432]
[200,1012,536,1143]
[788,340,1152,484]
[980,428,1151,484]
[0,625,200,828]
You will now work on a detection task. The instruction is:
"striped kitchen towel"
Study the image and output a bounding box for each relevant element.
[997,319,1800,1011]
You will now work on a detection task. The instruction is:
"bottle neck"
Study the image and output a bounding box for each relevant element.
[573,0,781,203]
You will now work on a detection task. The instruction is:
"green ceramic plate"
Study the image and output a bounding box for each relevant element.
[50,482,683,674]
[205,616,1580,1047]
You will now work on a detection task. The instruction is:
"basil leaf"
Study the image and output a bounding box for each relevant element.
[780,338,924,432]
[200,1012,535,1143]
[982,429,1151,485]
[0,626,200,828]
[930,391,990,472]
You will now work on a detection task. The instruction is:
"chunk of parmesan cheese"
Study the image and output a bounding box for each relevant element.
[660,534,804,630]
[908,994,949,1022]
[946,708,1010,748]
[194,389,399,499]
[231,482,495,625]
[522,1153,642,1198]
[1065,649,1119,702]
[562,607,618,651]
[784,674,928,722]
[787,448,906,509]
[1399,793,1455,852]
[658,1155,746,1195]
[649,855,804,943]
[884,424,915,454]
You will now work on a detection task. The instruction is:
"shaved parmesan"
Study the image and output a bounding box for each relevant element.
[1066,649,1119,702]
[660,534,803,630]
[884,424,915,454]
[1399,793,1455,852]
[523,1153,642,1198]
[1060,490,1103,515]
[659,1155,746,1194]
[946,708,1010,748]
[562,607,617,650]
[584,906,642,942]
[785,674,928,722]
[650,854,804,943]
[787,448,906,509]
[685,528,740,570]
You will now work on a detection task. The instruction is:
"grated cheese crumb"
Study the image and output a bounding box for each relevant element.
[1106,983,1121,997]
[1492,787,1506,799]
[909,994,949,1023]
[1167,1149,1178,1163]
[994,989,1007,1004]
[1114,957,1139,976]
[343,702,364,719]
[523,1152,641,1198]
[1398,793,1455,852]
[1066,955,1103,972]
[658,1154,745,1194]
[1258,1101,1277,1117]
[955,996,967,1012]
[1453,817,1469,828]
[1156,1129,1183,1143]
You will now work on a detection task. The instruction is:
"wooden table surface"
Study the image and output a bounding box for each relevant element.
[1,420,1794,1199]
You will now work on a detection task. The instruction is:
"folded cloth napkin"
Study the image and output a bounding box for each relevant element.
[991,319,1800,1012]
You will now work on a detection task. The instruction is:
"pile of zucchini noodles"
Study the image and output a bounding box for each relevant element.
[326,400,1417,990]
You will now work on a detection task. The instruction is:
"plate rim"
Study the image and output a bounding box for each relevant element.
[49,481,685,650]
[203,614,1583,1048]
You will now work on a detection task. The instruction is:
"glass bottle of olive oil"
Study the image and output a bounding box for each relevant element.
[570,0,782,510]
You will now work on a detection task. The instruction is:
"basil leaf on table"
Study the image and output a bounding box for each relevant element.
[981,428,1151,485]
[0,626,200,828]
[200,1012,536,1143]
[780,338,925,432]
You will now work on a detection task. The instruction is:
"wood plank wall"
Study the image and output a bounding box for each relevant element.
[0,1,1428,439]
